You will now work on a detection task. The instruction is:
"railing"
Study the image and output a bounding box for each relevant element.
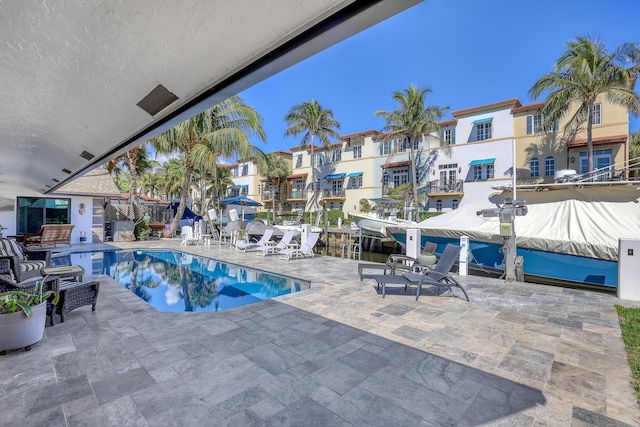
[288,189,307,199]
[426,179,464,194]
[556,157,640,184]
[261,191,279,202]
[322,189,345,198]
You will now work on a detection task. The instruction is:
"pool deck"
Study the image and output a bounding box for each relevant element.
[2,239,640,426]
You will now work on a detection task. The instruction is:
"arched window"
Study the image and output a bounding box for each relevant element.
[452,199,459,210]
[436,200,442,212]
[530,158,539,177]
[545,156,555,176]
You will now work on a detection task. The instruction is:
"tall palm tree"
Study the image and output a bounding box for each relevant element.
[529,36,640,173]
[257,153,291,222]
[151,95,266,237]
[284,100,341,209]
[374,85,447,219]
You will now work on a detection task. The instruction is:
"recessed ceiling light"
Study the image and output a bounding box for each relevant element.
[79,151,95,161]
[62,168,72,174]
[45,184,51,188]
[52,178,59,183]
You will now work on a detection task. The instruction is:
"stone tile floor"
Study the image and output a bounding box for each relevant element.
[1,239,639,426]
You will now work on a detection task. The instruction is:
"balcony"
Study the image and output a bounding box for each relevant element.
[261,190,279,202]
[321,189,345,199]
[426,179,464,196]
[288,189,307,200]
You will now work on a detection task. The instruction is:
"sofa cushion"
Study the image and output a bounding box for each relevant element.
[20,260,47,275]
[0,238,25,261]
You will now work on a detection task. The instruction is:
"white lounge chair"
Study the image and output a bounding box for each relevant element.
[236,229,274,252]
[278,232,320,260]
[255,230,297,256]
[180,225,200,246]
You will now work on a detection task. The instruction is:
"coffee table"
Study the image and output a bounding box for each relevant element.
[41,265,85,282]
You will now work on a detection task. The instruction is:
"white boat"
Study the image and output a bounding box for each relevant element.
[348,211,417,238]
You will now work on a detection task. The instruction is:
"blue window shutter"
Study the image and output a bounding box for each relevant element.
[526,116,532,134]
[452,129,456,145]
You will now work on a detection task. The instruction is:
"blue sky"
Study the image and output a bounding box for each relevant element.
[240,0,640,153]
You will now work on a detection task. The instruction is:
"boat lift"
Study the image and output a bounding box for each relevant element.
[477,199,528,282]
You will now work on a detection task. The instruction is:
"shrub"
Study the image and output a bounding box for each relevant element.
[134,220,151,241]
[327,209,344,226]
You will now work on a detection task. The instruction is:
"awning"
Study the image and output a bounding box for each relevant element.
[323,173,346,180]
[381,160,411,169]
[233,184,248,188]
[346,172,363,177]
[469,158,495,166]
[472,117,493,124]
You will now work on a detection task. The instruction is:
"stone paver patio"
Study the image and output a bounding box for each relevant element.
[1,239,639,426]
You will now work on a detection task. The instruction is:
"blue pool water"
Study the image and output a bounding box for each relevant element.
[51,250,310,312]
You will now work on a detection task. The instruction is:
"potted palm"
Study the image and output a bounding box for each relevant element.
[0,280,59,354]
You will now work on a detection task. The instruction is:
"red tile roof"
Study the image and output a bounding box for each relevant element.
[381,160,411,168]
[512,102,545,114]
[452,98,522,117]
[566,134,627,148]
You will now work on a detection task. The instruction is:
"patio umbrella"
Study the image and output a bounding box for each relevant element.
[219,195,262,225]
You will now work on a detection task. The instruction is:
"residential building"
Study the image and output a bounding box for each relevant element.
[512,94,630,184]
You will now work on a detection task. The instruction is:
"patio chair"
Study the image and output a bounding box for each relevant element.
[255,230,297,256]
[236,229,274,252]
[278,232,320,260]
[358,242,437,280]
[0,238,51,283]
[180,225,199,246]
[367,244,469,301]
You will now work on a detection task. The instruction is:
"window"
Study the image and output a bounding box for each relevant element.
[530,158,539,177]
[349,175,362,189]
[331,148,342,162]
[392,168,408,186]
[473,165,482,180]
[295,155,302,168]
[17,197,71,234]
[476,122,492,141]
[452,199,459,210]
[486,163,494,179]
[398,138,408,153]
[439,164,458,188]
[382,140,391,155]
[436,200,442,212]
[241,165,248,176]
[441,128,455,145]
[526,113,559,134]
[545,156,555,176]
[413,139,419,150]
[315,152,324,166]
[353,145,362,159]
[332,179,343,193]
[579,149,612,175]
[591,103,601,125]
[382,173,390,186]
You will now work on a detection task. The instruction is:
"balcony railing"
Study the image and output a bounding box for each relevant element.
[322,189,345,198]
[288,189,307,199]
[261,190,279,202]
[426,179,464,194]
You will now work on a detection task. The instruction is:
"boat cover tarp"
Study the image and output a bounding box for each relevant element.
[393,187,640,261]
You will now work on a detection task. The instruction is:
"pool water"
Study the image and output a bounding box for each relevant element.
[51,250,310,313]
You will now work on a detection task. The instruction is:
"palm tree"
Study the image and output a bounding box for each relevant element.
[257,153,291,222]
[529,35,640,173]
[374,85,448,219]
[151,95,266,237]
[106,144,156,209]
[284,100,341,209]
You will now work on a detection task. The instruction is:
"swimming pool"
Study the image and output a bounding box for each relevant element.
[51,250,310,313]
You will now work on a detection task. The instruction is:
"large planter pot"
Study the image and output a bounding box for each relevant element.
[0,301,47,352]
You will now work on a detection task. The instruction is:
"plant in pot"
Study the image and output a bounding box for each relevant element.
[0,280,59,354]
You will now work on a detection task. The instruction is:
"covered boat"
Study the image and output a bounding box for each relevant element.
[388,185,640,288]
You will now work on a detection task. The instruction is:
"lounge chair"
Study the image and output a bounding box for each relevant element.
[236,229,274,252]
[0,238,51,284]
[180,225,200,246]
[278,232,320,260]
[358,242,437,280]
[367,244,469,301]
[255,230,297,256]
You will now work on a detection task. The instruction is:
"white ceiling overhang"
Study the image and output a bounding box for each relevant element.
[0,0,420,195]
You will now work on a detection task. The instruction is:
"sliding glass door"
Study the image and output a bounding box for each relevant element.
[17,197,71,234]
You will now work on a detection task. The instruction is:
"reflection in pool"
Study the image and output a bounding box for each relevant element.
[52,250,310,313]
